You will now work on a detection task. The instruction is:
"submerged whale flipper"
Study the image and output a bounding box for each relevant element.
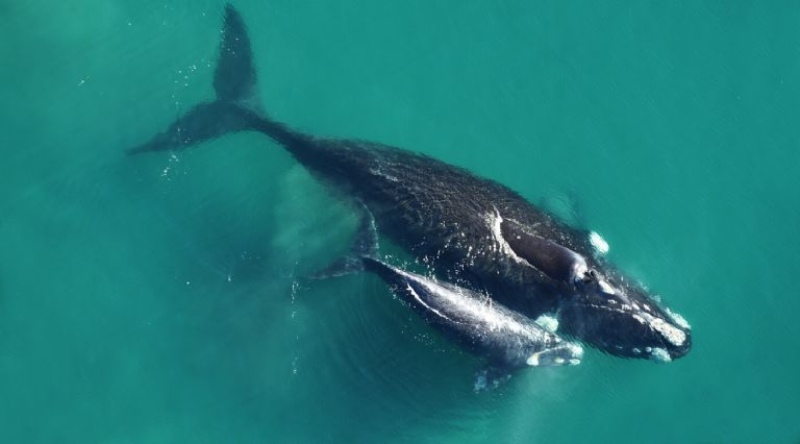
[308,206,380,279]
[127,4,264,155]
[473,367,512,393]
[500,218,589,284]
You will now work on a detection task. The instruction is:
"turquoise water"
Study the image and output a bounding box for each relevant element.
[2,1,799,442]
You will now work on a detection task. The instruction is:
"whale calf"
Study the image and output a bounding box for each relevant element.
[325,209,583,373]
[364,256,583,368]
[130,4,691,361]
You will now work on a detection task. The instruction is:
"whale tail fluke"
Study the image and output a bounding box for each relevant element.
[213,4,261,109]
[127,4,266,155]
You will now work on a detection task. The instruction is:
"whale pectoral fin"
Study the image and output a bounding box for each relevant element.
[307,256,363,280]
[474,366,513,393]
[500,219,586,283]
[307,205,379,280]
[539,190,584,227]
[350,202,379,259]
[537,193,614,258]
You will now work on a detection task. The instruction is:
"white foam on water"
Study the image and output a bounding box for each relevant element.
[589,231,610,255]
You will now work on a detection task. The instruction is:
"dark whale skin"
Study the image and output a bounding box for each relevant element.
[264,125,593,318]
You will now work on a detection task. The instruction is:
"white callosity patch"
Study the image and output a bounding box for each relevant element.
[650,347,672,363]
[526,343,583,367]
[534,314,559,333]
[625,301,688,348]
[649,316,688,347]
[618,295,688,350]
[568,343,584,361]
[592,306,694,358]
[589,231,610,255]
[666,308,691,330]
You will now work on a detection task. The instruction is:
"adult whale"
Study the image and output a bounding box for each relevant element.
[129,4,691,361]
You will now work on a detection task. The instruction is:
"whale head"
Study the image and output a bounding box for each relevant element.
[495,216,691,361]
[557,266,692,361]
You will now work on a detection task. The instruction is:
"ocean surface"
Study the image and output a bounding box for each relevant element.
[1,1,798,443]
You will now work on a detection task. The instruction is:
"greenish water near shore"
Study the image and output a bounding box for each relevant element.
[1,1,798,442]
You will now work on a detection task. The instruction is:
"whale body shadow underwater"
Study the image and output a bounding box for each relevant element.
[129,4,692,380]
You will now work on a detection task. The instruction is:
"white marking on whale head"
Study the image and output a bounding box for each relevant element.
[649,317,687,347]
[568,343,584,360]
[666,308,691,329]
[620,298,688,349]
[526,343,583,367]
[650,347,672,363]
